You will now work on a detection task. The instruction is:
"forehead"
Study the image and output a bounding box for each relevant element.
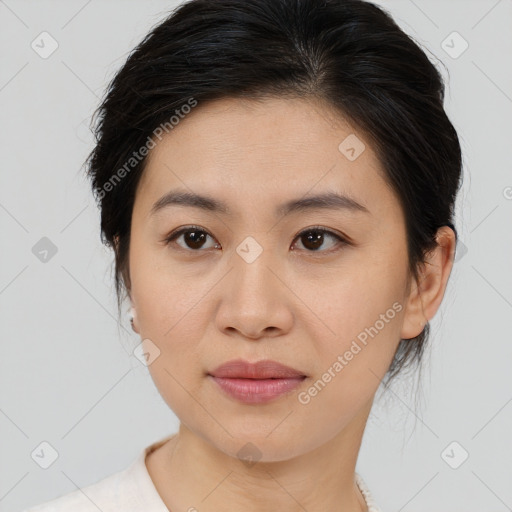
[135,96,396,220]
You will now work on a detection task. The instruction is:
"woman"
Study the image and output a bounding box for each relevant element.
[24,0,462,510]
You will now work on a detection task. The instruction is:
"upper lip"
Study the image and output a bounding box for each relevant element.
[209,359,306,379]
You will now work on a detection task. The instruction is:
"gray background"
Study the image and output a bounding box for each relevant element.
[1,0,511,510]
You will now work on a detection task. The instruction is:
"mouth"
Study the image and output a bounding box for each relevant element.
[207,359,307,404]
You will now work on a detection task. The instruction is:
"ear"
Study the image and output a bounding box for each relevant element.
[401,226,456,340]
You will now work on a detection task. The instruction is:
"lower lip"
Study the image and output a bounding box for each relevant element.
[209,376,306,404]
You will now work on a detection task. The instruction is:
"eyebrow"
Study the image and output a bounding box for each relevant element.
[149,189,370,218]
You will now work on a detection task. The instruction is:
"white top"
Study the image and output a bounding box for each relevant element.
[23,435,383,512]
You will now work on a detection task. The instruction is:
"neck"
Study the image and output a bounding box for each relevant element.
[146,400,373,512]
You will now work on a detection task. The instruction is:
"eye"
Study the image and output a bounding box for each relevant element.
[291,227,348,253]
[163,225,220,251]
[163,225,349,254]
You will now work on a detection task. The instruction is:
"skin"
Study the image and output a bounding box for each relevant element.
[126,96,455,512]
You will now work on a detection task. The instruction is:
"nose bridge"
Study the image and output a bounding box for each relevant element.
[232,233,279,298]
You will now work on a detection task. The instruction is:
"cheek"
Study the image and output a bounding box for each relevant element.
[129,243,210,348]
[130,243,206,336]
[312,254,407,371]
[298,290,405,428]
[146,354,207,434]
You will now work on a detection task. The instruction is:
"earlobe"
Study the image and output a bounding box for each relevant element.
[129,305,139,334]
[400,226,456,340]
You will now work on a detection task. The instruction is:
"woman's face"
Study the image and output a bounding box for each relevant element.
[128,96,420,461]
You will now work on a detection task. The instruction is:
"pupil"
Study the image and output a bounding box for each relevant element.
[186,231,205,249]
[304,231,323,250]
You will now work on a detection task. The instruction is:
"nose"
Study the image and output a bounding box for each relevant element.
[214,241,294,340]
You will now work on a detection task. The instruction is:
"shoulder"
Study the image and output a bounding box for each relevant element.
[20,468,125,512]
[21,436,175,512]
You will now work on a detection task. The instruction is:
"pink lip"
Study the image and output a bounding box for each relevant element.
[208,359,306,404]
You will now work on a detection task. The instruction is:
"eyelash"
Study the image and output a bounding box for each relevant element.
[162,225,350,255]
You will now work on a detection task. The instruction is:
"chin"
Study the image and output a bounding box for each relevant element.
[196,422,314,465]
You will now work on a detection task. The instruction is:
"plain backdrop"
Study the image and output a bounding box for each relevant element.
[1,1,511,511]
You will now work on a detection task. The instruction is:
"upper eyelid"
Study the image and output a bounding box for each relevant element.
[167,225,343,237]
